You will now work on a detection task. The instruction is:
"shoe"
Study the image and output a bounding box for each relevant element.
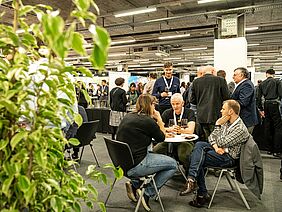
[136,189,151,211]
[125,181,137,202]
[71,154,79,161]
[179,178,198,196]
[189,193,211,208]
[273,153,282,159]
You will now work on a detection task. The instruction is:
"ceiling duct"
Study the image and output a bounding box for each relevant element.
[133,46,170,57]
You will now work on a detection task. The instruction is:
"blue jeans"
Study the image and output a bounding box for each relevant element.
[127,152,177,197]
[188,141,235,195]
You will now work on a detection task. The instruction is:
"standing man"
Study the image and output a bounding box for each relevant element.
[152,62,180,115]
[99,80,109,101]
[231,67,258,134]
[180,100,249,207]
[257,68,282,158]
[190,66,230,141]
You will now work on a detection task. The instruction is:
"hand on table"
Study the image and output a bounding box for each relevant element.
[215,147,225,155]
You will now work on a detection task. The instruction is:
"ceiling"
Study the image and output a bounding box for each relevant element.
[1,0,282,75]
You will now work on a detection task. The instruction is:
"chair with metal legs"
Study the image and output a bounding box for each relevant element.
[104,137,165,212]
[205,166,250,210]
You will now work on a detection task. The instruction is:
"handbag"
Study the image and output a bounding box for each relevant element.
[109,110,126,127]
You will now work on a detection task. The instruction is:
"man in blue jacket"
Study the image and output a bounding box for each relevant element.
[152,62,180,115]
[231,67,258,133]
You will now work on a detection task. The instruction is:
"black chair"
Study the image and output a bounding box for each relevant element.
[103,137,165,212]
[75,120,100,166]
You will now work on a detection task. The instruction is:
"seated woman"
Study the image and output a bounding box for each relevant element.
[116,94,177,211]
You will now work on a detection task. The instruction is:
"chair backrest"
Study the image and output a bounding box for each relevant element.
[78,105,88,122]
[75,120,99,146]
[103,137,134,175]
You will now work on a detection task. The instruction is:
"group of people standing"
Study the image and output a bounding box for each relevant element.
[108,62,281,211]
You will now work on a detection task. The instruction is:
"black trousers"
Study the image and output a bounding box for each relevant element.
[264,101,282,153]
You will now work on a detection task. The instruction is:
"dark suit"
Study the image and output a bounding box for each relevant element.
[231,79,258,129]
[190,74,229,140]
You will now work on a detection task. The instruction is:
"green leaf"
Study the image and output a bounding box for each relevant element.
[46,179,60,191]
[90,45,107,70]
[2,176,14,197]
[87,184,98,199]
[74,113,83,127]
[10,131,28,150]
[69,138,80,146]
[19,5,35,16]
[0,99,18,114]
[76,0,90,11]
[35,151,47,168]
[72,32,86,56]
[98,202,106,212]
[73,201,81,212]
[81,89,91,104]
[94,26,110,50]
[0,139,9,150]
[51,196,63,212]
[77,67,92,77]
[18,175,30,192]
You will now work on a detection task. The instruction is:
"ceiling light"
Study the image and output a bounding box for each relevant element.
[158,34,190,40]
[133,59,150,62]
[245,27,259,31]
[198,0,223,4]
[150,63,165,67]
[163,57,182,60]
[114,6,156,17]
[182,47,207,51]
[177,62,194,65]
[108,53,127,57]
[111,39,136,45]
[248,43,260,46]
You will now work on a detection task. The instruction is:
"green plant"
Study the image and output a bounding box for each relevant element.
[0,0,122,211]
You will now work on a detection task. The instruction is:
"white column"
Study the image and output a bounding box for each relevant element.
[214,37,247,83]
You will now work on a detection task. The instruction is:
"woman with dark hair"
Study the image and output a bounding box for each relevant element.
[117,94,177,211]
[127,82,140,105]
[109,77,128,139]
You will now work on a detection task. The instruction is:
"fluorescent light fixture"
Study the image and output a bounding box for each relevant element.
[111,39,136,45]
[133,59,150,62]
[150,63,165,67]
[177,62,194,65]
[108,53,127,57]
[158,34,190,40]
[198,0,223,4]
[114,6,156,17]
[248,43,260,46]
[182,47,207,51]
[245,27,259,31]
[163,57,182,60]
[128,64,141,68]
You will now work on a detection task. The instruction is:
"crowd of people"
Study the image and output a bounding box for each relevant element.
[108,62,282,211]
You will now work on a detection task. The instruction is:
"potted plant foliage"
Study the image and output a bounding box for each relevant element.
[0,0,122,211]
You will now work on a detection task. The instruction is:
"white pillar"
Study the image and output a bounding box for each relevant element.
[214,37,247,83]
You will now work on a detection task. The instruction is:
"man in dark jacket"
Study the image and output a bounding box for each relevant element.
[231,67,258,134]
[190,66,230,141]
[256,68,282,157]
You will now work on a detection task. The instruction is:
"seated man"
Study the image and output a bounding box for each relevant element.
[153,93,196,170]
[117,94,177,211]
[180,100,249,208]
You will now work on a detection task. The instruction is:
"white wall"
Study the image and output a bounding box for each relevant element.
[108,71,131,91]
[214,37,247,83]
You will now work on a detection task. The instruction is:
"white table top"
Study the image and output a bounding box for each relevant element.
[164,134,199,143]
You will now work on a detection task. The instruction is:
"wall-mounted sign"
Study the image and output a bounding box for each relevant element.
[221,14,238,36]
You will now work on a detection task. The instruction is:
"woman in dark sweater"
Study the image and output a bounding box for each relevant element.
[109,77,128,139]
[117,94,177,211]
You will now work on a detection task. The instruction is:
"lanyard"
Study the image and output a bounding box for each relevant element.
[163,76,174,90]
[173,107,184,125]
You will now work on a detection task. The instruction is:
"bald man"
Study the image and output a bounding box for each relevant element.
[190,66,230,141]
[154,93,196,170]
